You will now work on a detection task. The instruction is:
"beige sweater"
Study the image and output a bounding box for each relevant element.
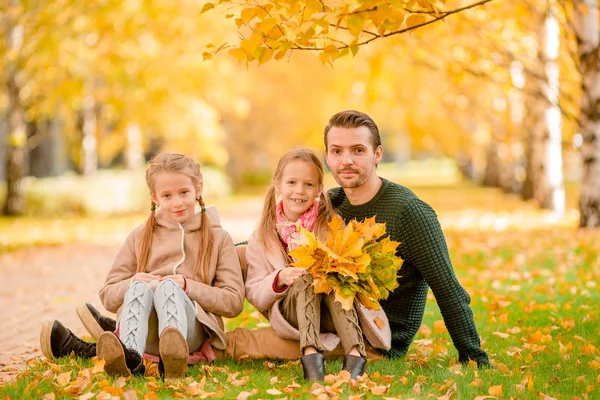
[99,206,244,350]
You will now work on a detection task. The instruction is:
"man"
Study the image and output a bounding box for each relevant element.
[42,110,488,367]
[322,110,489,366]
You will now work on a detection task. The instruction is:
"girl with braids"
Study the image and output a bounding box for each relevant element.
[94,153,243,378]
[244,148,391,381]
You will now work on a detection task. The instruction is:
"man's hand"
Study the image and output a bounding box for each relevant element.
[276,267,306,289]
[161,274,186,290]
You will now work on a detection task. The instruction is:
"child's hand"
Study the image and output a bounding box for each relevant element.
[277,267,306,288]
[160,274,186,290]
[133,272,160,283]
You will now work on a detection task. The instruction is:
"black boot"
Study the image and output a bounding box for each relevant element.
[342,355,367,380]
[40,320,96,360]
[76,303,116,340]
[301,352,325,381]
[97,332,145,376]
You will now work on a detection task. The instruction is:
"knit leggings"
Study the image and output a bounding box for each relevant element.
[281,274,366,356]
[119,280,205,356]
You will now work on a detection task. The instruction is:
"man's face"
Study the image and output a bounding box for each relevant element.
[325,126,382,189]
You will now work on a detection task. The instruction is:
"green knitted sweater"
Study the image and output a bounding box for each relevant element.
[329,178,489,365]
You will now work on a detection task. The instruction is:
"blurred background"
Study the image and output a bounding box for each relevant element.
[0,0,595,234]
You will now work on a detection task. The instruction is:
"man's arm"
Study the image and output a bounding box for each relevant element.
[397,198,490,366]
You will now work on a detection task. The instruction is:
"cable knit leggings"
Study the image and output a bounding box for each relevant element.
[118,280,205,356]
[281,274,366,356]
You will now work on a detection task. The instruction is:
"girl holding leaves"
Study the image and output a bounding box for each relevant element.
[244,148,391,381]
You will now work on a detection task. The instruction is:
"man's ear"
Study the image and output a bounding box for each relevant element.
[374,145,383,166]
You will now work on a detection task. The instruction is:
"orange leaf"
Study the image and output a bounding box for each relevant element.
[373,316,385,330]
[488,385,502,396]
[433,320,447,334]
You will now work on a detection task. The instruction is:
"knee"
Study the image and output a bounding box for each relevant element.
[129,280,153,293]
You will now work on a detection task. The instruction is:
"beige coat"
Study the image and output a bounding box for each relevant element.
[244,234,392,351]
[99,206,244,350]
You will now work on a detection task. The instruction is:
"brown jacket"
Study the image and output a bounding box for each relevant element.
[99,206,244,350]
[245,233,392,351]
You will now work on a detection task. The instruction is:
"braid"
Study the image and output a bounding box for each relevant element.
[195,195,214,283]
[138,201,158,273]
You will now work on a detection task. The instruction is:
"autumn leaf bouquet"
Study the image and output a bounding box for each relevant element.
[289,215,403,311]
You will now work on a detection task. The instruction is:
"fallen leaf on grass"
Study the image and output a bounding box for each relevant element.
[266,388,283,395]
[42,394,55,400]
[236,389,257,400]
[492,332,510,339]
[56,371,72,386]
[413,382,421,394]
[92,359,105,374]
[78,392,95,400]
[433,320,447,334]
[95,392,112,400]
[123,388,138,400]
[488,385,502,396]
[269,376,278,385]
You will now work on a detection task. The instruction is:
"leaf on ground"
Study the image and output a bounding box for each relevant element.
[269,376,278,385]
[433,320,447,334]
[92,358,105,374]
[266,388,282,395]
[236,389,257,400]
[78,392,95,400]
[95,392,112,400]
[42,394,55,400]
[114,376,127,388]
[488,385,502,396]
[492,332,510,339]
[413,382,421,394]
[56,371,72,386]
[123,388,138,400]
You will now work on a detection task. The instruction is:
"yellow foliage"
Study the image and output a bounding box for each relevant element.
[290,214,403,310]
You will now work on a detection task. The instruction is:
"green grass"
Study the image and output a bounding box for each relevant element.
[1,163,598,398]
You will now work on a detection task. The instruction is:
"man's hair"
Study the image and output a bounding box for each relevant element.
[324,110,381,151]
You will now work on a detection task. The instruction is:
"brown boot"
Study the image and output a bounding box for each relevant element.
[301,352,325,381]
[96,332,144,377]
[76,303,116,340]
[342,355,367,380]
[40,320,96,360]
[159,327,189,380]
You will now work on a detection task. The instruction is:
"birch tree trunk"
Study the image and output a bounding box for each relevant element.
[80,94,98,175]
[3,1,27,215]
[537,1,565,212]
[574,0,600,227]
[125,122,144,169]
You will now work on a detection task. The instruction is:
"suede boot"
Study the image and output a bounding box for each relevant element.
[342,354,367,380]
[159,327,189,380]
[40,320,96,360]
[76,303,116,340]
[301,352,325,381]
[97,332,145,377]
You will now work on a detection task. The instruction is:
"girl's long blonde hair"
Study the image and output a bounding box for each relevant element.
[137,153,214,283]
[256,148,334,258]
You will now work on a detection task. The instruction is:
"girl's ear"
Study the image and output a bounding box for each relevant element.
[196,182,203,196]
[150,192,158,205]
